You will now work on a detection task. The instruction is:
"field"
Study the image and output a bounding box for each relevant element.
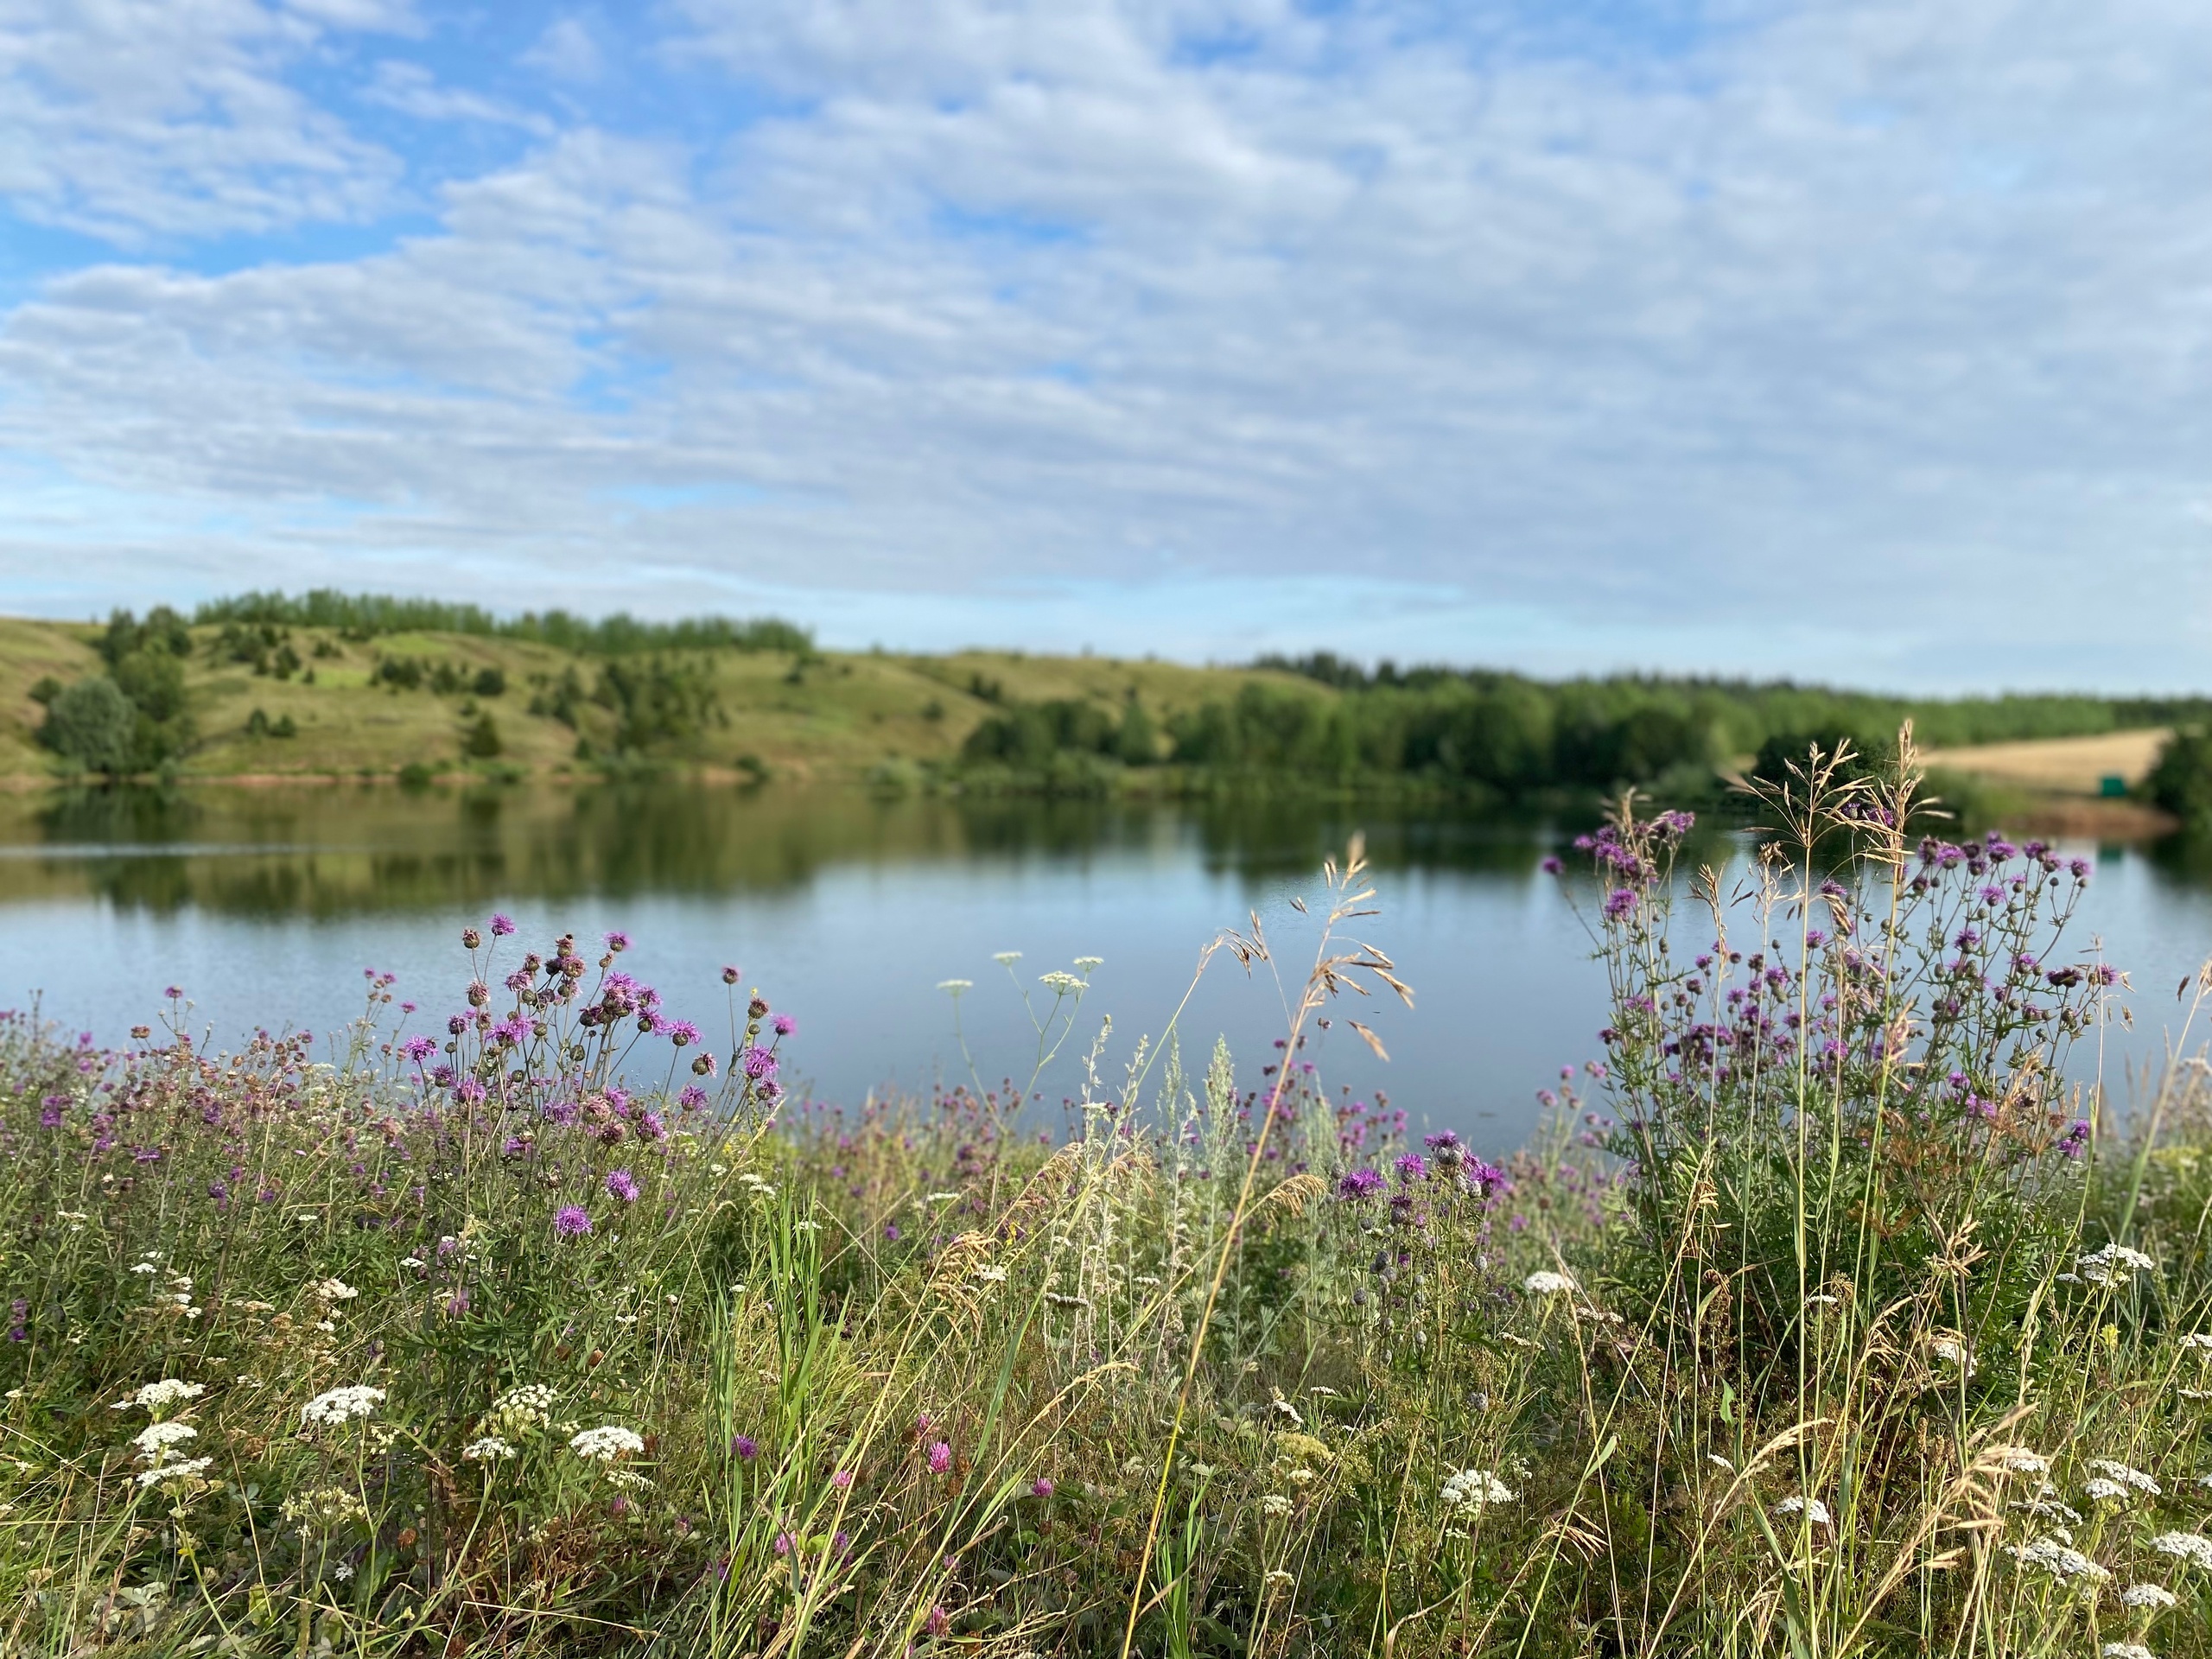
[0,615,1319,785]
[9,754,2212,1657]
[1926,729,2173,795]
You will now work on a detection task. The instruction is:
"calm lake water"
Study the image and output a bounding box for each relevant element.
[3,782,2211,1154]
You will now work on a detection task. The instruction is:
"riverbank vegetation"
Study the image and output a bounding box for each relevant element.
[8,741,2212,1656]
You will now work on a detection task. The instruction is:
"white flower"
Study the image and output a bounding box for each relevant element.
[135,1457,213,1487]
[1707,1453,1735,1473]
[2180,1332,2212,1353]
[331,1561,355,1583]
[2088,1459,2161,1497]
[604,1467,655,1491]
[133,1422,199,1461]
[2121,1582,2178,1609]
[2150,1531,2212,1569]
[1771,1496,1832,1527]
[1929,1338,1974,1373]
[1997,1450,2050,1477]
[313,1278,357,1302]
[1259,1495,1291,1516]
[300,1386,385,1427]
[2007,1537,2111,1580]
[1522,1271,1579,1296]
[130,1262,158,1275]
[398,1257,425,1270]
[569,1425,645,1462]
[1073,957,1103,972]
[936,980,973,994]
[973,1267,1007,1284]
[116,1380,205,1414]
[2084,1478,2130,1504]
[2077,1243,2158,1287]
[1039,971,1085,995]
[462,1436,517,1462]
[992,952,1022,965]
[2101,1645,2155,1659]
[495,1383,556,1419]
[1441,1470,1516,1510]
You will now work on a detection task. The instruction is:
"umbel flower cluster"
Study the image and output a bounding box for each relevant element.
[7,775,2212,1659]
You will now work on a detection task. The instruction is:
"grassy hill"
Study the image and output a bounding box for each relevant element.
[0,614,1316,785]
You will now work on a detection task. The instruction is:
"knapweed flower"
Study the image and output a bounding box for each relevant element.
[731,1434,760,1462]
[462,1435,517,1462]
[554,1205,593,1238]
[1337,1167,1386,1201]
[569,1425,645,1462]
[830,1469,854,1489]
[2121,1582,2178,1609]
[1772,1495,1831,1527]
[301,1386,385,1426]
[1441,1470,1516,1510]
[490,913,516,937]
[668,1020,701,1048]
[116,1379,205,1414]
[1393,1153,1427,1184]
[2149,1531,2212,1569]
[1522,1271,1579,1296]
[604,1169,639,1204]
[928,1441,952,1474]
[772,1013,796,1036]
[605,931,630,952]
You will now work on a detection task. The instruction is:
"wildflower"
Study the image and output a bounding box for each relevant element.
[2076,1243,2156,1287]
[2149,1532,2212,1569]
[2008,1536,2111,1580]
[605,931,630,951]
[116,1380,205,1414]
[993,951,1021,965]
[1039,970,1084,995]
[1997,1450,2050,1477]
[135,1457,213,1487]
[462,1436,516,1461]
[1522,1271,1579,1296]
[2101,1645,2155,1659]
[2087,1459,2161,1497]
[928,1441,952,1474]
[1031,1477,1054,1497]
[490,913,515,937]
[772,1013,796,1035]
[668,1020,701,1048]
[926,1606,951,1638]
[2084,1478,2132,1504]
[937,979,973,993]
[301,1386,385,1426]
[1337,1168,1386,1200]
[1441,1470,1516,1510]
[1394,1152,1427,1184]
[133,1422,199,1460]
[1603,887,1638,921]
[732,1434,760,1462]
[493,1383,556,1424]
[312,1278,358,1302]
[569,1425,645,1462]
[2121,1583,2177,1609]
[831,1469,854,1489]
[2181,1332,2212,1353]
[1772,1495,1832,1527]
[554,1206,592,1239]
[604,1168,639,1204]
[281,1485,369,1534]
[1260,1494,1292,1516]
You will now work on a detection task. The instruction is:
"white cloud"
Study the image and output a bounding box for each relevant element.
[362,60,552,134]
[521,16,601,84]
[1,0,2209,686]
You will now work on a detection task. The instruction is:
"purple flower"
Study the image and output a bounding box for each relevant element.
[38,1101,63,1129]
[604,1168,639,1204]
[732,1434,760,1462]
[668,1020,701,1048]
[1603,887,1638,922]
[401,1035,438,1064]
[163,986,182,1000]
[926,1606,950,1638]
[490,913,516,937]
[742,1046,779,1081]
[1031,1477,1054,1498]
[453,1077,487,1105]
[772,1014,796,1037]
[1393,1153,1427,1185]
[678,1084,709,1109]
[1541,855,1563,875]
[928,1441,952,1474]
[554,1205,593,1238]
[1336,1167,1386,1201]
[831,1469,854,1489]
[605,931,630,952]
[883,1222,901,1242]
[721,964,741,984]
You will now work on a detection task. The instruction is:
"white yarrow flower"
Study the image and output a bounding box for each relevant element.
[2008,1537,2111,1581]
[2121,1582,2178,1609]
[135,1456,213,1487]
[1997,1450,2050,1476]
[312,1278,358,1302]
[133,1421,199,1461]
[569,1425,645,1462]
[1440,1469,1516,1510]
[2088,1459,2161,1497]
[117,1379,205,1414]
[2101,1644,2156,1659]
[2150,1531,2212,1569]
[462,1435,517,1462]
[2077,1243,2158,1287]
[1772,1495,1832,1527]
[300,1386,385,1426]
[1522,1271,1579,1296]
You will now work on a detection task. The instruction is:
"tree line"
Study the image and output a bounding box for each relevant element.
[194,590,812,658]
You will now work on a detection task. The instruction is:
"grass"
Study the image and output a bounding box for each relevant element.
[0,619,1318,785]
[8,735,2212,1656]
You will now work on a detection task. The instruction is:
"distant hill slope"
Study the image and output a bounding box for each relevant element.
[0,616,1316,784]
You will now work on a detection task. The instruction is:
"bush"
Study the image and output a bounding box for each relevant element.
[2145,729,2212,828]
[39,675,137,773]
[464,713,503,758]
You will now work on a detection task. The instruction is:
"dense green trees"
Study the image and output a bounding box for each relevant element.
[38,607,198,775]
[196,590,811,656]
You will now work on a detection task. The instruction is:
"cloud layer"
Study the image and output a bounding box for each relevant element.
[1,0,2208,687]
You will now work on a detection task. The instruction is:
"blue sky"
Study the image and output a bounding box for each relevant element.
[1,0,2208,690]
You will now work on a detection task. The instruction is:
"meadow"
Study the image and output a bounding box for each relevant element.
[8,736,2212,1656]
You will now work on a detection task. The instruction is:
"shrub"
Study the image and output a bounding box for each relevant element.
[39,675,137,773]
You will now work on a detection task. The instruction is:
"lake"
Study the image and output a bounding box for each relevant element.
[3,781,2210,1154]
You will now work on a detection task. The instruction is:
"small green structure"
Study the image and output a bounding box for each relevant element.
[2100,774,2127,798]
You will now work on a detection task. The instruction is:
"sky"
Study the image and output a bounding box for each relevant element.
[0,0,2207,690]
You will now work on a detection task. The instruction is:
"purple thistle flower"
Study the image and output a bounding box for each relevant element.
[668,1020,701,1048]
[1603,887,1638,922]
[1394,1153,1427,1184]
[1541,855,1563,874]
[732,1433,760,1462]
[1336,1167,1386,1201]
[678,1084,709,1109]
[772,1014,796,1037]
[554,1205,592,1238]
[721,964,741,984]
[605,931,630,952]
[490,913,516,937]
[401,1035,438,1064]
[605,1168,639,1203]
[742,1046,779,1081]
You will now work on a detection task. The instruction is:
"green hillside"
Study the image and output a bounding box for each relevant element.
[0,612,1315,785]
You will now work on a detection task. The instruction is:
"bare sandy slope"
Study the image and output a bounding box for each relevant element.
[1925,728,2170,793]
